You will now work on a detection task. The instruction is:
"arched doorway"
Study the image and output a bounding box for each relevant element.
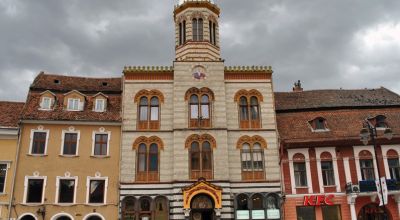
[190,194,215,220]
[358,203,391,220]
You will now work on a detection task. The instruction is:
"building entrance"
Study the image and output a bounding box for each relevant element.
[190,194,215,220]
[357,203,391,220]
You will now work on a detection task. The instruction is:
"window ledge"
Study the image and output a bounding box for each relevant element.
[27,154,48,157]
[54,203,76,207]
[312,129,330,133]
[295,186,309,189]
[38,108,53,111]
[21,203,44,206]
[323,185,337,187]
[0,193,7,196]
[85,203,106,207]
[59,154,79,158]
[90,155,110,159]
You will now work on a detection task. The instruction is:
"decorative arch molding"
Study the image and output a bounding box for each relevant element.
[185,134,217,149]
[236,135,267,149]
[234,89,264,102]
[184,87,215,101]
[50,213,75,220]
[134,89,165,103]
[132,136,164,150]
[18,214,38,220]
[207,15,218,23]
[182,178,222,209]
[82,213,105,220]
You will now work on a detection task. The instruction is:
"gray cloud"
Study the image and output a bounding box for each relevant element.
[0,0,399,101]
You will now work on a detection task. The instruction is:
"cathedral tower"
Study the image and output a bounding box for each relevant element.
[174,0,221,61]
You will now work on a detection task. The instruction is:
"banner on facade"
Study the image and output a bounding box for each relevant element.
[267,209,281,219]
[375,179,383,206]
[380,177,388,206]
[236,210,250,220]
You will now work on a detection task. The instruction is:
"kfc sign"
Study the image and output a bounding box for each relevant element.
[303,194,334,206]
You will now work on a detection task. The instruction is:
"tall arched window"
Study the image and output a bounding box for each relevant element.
[192,18,203,41]
[139,198,152,220]
[154,197,169,220]
[186,88,214,128]
[359,150,375,181]
[387,150,400,180]
[237,135,267,180]
[122,197,136,220]
[179,20,186,46]
[209,20,217,45]
[135,90,164,130]
[186,134,216,180]
[235,90,263,129]
[135,139,162,182]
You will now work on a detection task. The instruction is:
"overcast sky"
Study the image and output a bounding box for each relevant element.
[0,0,399,101]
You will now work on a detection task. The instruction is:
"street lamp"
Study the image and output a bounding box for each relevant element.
[359,117,393,220]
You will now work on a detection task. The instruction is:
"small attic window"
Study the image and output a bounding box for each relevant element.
[375,115,388,128]
[310,117,328,131]
[102,82,108,86]
[54,79,60,84]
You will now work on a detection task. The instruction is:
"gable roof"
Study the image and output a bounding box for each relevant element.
[275,87,400,112]
[0,101,25,128]
[30,72,121,93]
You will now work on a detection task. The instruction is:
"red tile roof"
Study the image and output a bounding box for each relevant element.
[275,88,400,111]
[0,101,25,128]
[275,88,400,147]
[22,73,122,122]
[30,72,121,93]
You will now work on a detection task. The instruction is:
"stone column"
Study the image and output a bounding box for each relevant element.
[184,208,191,220]
[347,194,357,220]
[215,208,222,220]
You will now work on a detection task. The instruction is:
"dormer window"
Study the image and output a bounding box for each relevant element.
[375,115,388,128]
[94,99,105,112]
[67,98,81,111]
[40,97,52,110]
[310,117,328,131]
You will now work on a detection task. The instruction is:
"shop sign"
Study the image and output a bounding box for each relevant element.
[303,194,334,206]
[267,209,281,219]
[252,210,265,219]
[236,210,250,219]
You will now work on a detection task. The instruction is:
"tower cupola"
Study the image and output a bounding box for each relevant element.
[174,0,221,61]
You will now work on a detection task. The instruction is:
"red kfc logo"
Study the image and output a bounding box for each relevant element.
[303,194,334,206]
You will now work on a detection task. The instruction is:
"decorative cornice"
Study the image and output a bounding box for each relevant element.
[123,66,174,73]
[224,66,273,72]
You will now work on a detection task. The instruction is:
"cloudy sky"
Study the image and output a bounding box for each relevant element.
[0,0,399,101]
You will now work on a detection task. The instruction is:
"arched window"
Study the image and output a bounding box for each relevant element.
[192,18,203,41]
[320,152,335,186]
[55,217,72,220]
[122,197,136,220]
[135,90,164,130]
[20,215,37,220]
[186,88,214,128]
[359,150,375,181]
[293,153,307,187]
[154,197,169,220]
[209,20,217,45]
[241,143,264,180]
[251,194,264,210]
[179,20,187,46]
[139,198,152,220]
[387,150,400,180]
[136,142,160,182]
[237,135,267,180]
[187,134,216,180]
[86,216,102,220]
[235,90,263,129]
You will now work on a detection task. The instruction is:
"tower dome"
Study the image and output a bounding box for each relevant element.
[174,0,221,61]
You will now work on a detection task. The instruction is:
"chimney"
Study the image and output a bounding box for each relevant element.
[293,80,303,92]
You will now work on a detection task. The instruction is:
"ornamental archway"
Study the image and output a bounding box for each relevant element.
[357,203,392,220]
[183,178,222,220]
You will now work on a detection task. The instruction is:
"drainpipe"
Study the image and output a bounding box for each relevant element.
[8,122,23,219]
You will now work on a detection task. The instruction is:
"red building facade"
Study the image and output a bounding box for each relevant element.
[275,86,400,220]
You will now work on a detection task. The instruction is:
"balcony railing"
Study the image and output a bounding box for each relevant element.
[359,179,400,192]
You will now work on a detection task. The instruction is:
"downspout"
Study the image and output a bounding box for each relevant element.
[8,122,23,219]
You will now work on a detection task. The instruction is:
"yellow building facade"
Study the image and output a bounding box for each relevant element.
[0,102,24,219]
[10,73,122,220]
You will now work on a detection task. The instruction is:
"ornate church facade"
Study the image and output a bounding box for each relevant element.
[119,1,282,220]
